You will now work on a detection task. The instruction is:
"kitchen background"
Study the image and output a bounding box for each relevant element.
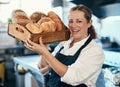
[0,0,120,87]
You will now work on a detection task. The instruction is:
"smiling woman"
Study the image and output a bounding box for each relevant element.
[24,4,105,87]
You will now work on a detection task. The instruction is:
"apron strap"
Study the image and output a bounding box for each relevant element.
[57,46,64,53]
[74,35,92,58]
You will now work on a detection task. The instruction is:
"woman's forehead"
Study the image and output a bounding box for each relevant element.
[68,11,85,19]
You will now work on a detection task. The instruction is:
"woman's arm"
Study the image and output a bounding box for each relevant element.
[43,50,68,77]
[38,56,49,69]
[24,37,68,77]
[38,56,51,75]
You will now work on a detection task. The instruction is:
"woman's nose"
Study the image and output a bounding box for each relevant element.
[70,22,77,27]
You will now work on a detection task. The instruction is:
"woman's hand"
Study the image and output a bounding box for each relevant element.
[24,37,49,55]
[25,37,67,77]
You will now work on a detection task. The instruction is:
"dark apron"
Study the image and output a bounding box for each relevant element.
[49,36,92,87]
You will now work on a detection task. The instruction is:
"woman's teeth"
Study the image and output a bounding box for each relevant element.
[72,29,79,32]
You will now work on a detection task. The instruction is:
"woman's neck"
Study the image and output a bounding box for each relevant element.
[69,39,80,48]
[69,35,88,48]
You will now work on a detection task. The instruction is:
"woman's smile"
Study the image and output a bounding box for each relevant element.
[70,28,80,35]
[68,10,92,40]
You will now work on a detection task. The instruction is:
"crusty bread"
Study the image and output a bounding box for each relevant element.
[12,9,28,18]
[26,22,43,34]
[37,16,56,32]
[37,17,52,25]
[12,9,31,27]
[30,11,46,23]
[47,21,56,32]
[40,21,56,32]
[40,22,50,32]
[11,10,66,34]
[48,11,66,31]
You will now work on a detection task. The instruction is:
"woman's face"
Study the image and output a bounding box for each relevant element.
[68,10,92,41]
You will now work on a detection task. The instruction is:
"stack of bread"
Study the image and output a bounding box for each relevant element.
[8,9,70,44]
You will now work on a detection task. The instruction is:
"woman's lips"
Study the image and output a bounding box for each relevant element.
[71,29,80,34]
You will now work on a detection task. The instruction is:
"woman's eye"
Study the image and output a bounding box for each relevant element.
[69,20,73,23]
[77,20,82,23]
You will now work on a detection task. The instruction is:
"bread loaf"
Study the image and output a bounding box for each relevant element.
[12,9,31,27]
[30,11,46,23]
[26,22,43,34]
[47,21,56,32]
[40,21,56,32]
[48,11,66,31]
[37,16,56,32]
[37,17,52,25]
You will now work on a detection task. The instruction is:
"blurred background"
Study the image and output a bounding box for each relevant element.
[0,0,120,87]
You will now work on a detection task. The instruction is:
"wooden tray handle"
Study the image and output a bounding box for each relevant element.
[15,26,24,33]
[8,23,31,42]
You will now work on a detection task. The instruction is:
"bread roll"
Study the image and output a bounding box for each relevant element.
[40,22,50,32]
[47,21,56,32]
[12,9,31,27]
[40,21,56,32]
[48,11,66,31]
[37,17,52,25]
[30,12,46,23]
[26,22,43,34]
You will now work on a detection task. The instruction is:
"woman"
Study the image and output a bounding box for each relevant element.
[25,5,105,87]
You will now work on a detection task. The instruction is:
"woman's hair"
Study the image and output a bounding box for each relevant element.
[70,4,97,39]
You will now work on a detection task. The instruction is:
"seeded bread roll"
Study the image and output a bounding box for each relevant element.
[30,12,46,23]
[26,22,43,34]
[48,11,66,31]
[12,9,31,27]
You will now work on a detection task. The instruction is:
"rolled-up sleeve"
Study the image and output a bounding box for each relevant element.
[61,44,105,86]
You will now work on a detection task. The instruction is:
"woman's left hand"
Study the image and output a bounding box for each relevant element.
[24,37,48,55]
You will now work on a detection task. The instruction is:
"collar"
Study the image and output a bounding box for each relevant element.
[63,35,91,49]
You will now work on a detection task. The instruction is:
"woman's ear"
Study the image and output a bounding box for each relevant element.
[88,20,92,28]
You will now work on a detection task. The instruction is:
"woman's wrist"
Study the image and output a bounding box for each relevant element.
[45,44,51,51]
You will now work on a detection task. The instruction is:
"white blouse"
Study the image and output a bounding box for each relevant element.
[52,36,105,87]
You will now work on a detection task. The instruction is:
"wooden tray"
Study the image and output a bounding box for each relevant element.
[8,23,70,44]
[8,23,31,42]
